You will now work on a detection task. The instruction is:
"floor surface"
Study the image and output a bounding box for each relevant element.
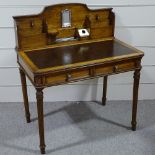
[0,100,155,155]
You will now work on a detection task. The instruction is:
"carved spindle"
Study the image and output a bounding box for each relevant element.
[84,15,91,28]
[42,19,47,33]
[95,14,100,21]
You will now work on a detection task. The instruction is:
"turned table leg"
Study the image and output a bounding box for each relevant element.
[19,68,31,123]
[131,69,141,131]
[36,88,46,154]
[102,76,108,105]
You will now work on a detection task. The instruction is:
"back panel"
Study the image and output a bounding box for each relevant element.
[14,3,115,51]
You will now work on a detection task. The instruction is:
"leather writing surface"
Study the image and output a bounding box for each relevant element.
[26,40,135,69]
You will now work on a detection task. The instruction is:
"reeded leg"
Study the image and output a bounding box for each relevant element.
[102,76,108,105]
[19,68,31,123]
[131,69,141,131]
[36,88,46,154]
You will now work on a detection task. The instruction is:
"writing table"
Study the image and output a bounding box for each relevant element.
[13,3,144,154]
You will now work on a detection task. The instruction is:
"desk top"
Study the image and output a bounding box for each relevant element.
[20,39,143,73]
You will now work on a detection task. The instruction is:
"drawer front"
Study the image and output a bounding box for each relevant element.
[95,65,113,75]
[66,69,89,81]
[96,61,135,76]
[45,68,89,85]
[46,73,66,84]
[45,61,135,86]
[113,61,135,72]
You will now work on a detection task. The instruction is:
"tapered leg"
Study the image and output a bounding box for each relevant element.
[36,88,46,154]
[19,68,31,123]
[131,69,141,131]
[102,76,108,105]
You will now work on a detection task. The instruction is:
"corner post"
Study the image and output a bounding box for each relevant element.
[131,68,141,131]
[36,88,46,154]
[102,76,108,105]
[19,68,31,123]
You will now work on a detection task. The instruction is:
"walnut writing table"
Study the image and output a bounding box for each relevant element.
[13,3,144,154]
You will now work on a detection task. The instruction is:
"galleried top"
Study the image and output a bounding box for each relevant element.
[13,3,115,50]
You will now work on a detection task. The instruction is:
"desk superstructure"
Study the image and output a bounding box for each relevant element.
[13,3,144,154]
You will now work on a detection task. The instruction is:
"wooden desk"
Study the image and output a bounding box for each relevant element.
[13,3,144,154]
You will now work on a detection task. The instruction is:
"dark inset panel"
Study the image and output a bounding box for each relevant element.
[26,40,136,69]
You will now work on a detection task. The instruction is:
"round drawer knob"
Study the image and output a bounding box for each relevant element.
[113,65,118,72]
[66,73,72,81]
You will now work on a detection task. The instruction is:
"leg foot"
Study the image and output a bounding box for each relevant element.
[40,145,46,154]
[26,114,31,123]
[131,122,137,131]
[102,97,106,106]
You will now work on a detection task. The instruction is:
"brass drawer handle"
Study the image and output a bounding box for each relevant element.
[66,73,72,81]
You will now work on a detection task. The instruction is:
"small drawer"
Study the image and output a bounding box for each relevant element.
[95,61,135,76]
[66,69,89,81]
[113,62,135,73]
[95,65,114,76]
[45,68,90,85]
[46,73,66,85]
